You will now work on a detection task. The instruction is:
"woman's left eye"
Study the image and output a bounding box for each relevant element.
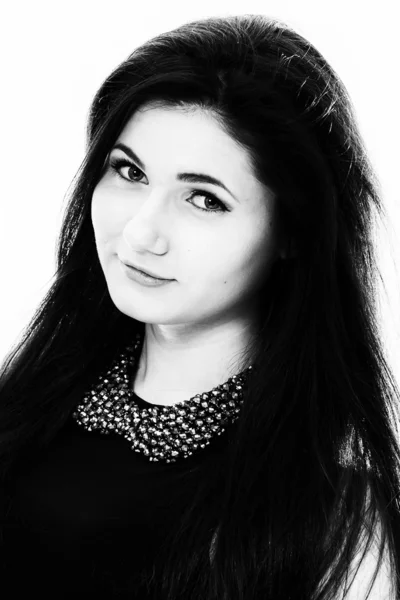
[108,157,229,216]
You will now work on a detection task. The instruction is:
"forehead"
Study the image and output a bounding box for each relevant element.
[121,103,246,161]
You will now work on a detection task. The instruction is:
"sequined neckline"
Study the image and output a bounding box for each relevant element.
[72,332,253,463]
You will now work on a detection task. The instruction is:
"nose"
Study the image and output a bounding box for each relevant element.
[122,191,170,253]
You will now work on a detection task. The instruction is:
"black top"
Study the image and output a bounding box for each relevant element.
[0,390,233,599]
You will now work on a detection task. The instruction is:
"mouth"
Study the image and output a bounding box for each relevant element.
[119,258,172,281]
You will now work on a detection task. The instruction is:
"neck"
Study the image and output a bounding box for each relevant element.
[133,321,256,399]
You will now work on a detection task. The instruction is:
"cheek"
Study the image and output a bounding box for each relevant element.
[189,230,271,285]
[220,228,276,287]
[91,186,120,239]
[91,187,105,225]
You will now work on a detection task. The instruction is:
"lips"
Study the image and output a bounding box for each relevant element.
[120,258,171,280]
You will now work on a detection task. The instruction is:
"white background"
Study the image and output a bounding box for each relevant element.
[0,0,399,384]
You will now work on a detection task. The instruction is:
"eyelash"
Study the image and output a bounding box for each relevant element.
[108,157,229,215]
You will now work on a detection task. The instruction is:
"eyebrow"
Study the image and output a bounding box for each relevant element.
[111,142,238,202]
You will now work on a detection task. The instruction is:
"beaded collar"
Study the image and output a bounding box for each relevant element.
[72,332,253,463]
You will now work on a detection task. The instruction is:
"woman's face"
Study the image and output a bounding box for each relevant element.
[91,102,282,331]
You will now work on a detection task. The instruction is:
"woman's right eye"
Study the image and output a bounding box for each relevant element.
[109,157,144,182]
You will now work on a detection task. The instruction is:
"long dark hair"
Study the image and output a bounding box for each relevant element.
[1,13,400,600]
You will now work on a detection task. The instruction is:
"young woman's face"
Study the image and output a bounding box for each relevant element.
[91,102,282,331]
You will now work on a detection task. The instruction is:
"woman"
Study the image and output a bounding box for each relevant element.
[0,13,399,600]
